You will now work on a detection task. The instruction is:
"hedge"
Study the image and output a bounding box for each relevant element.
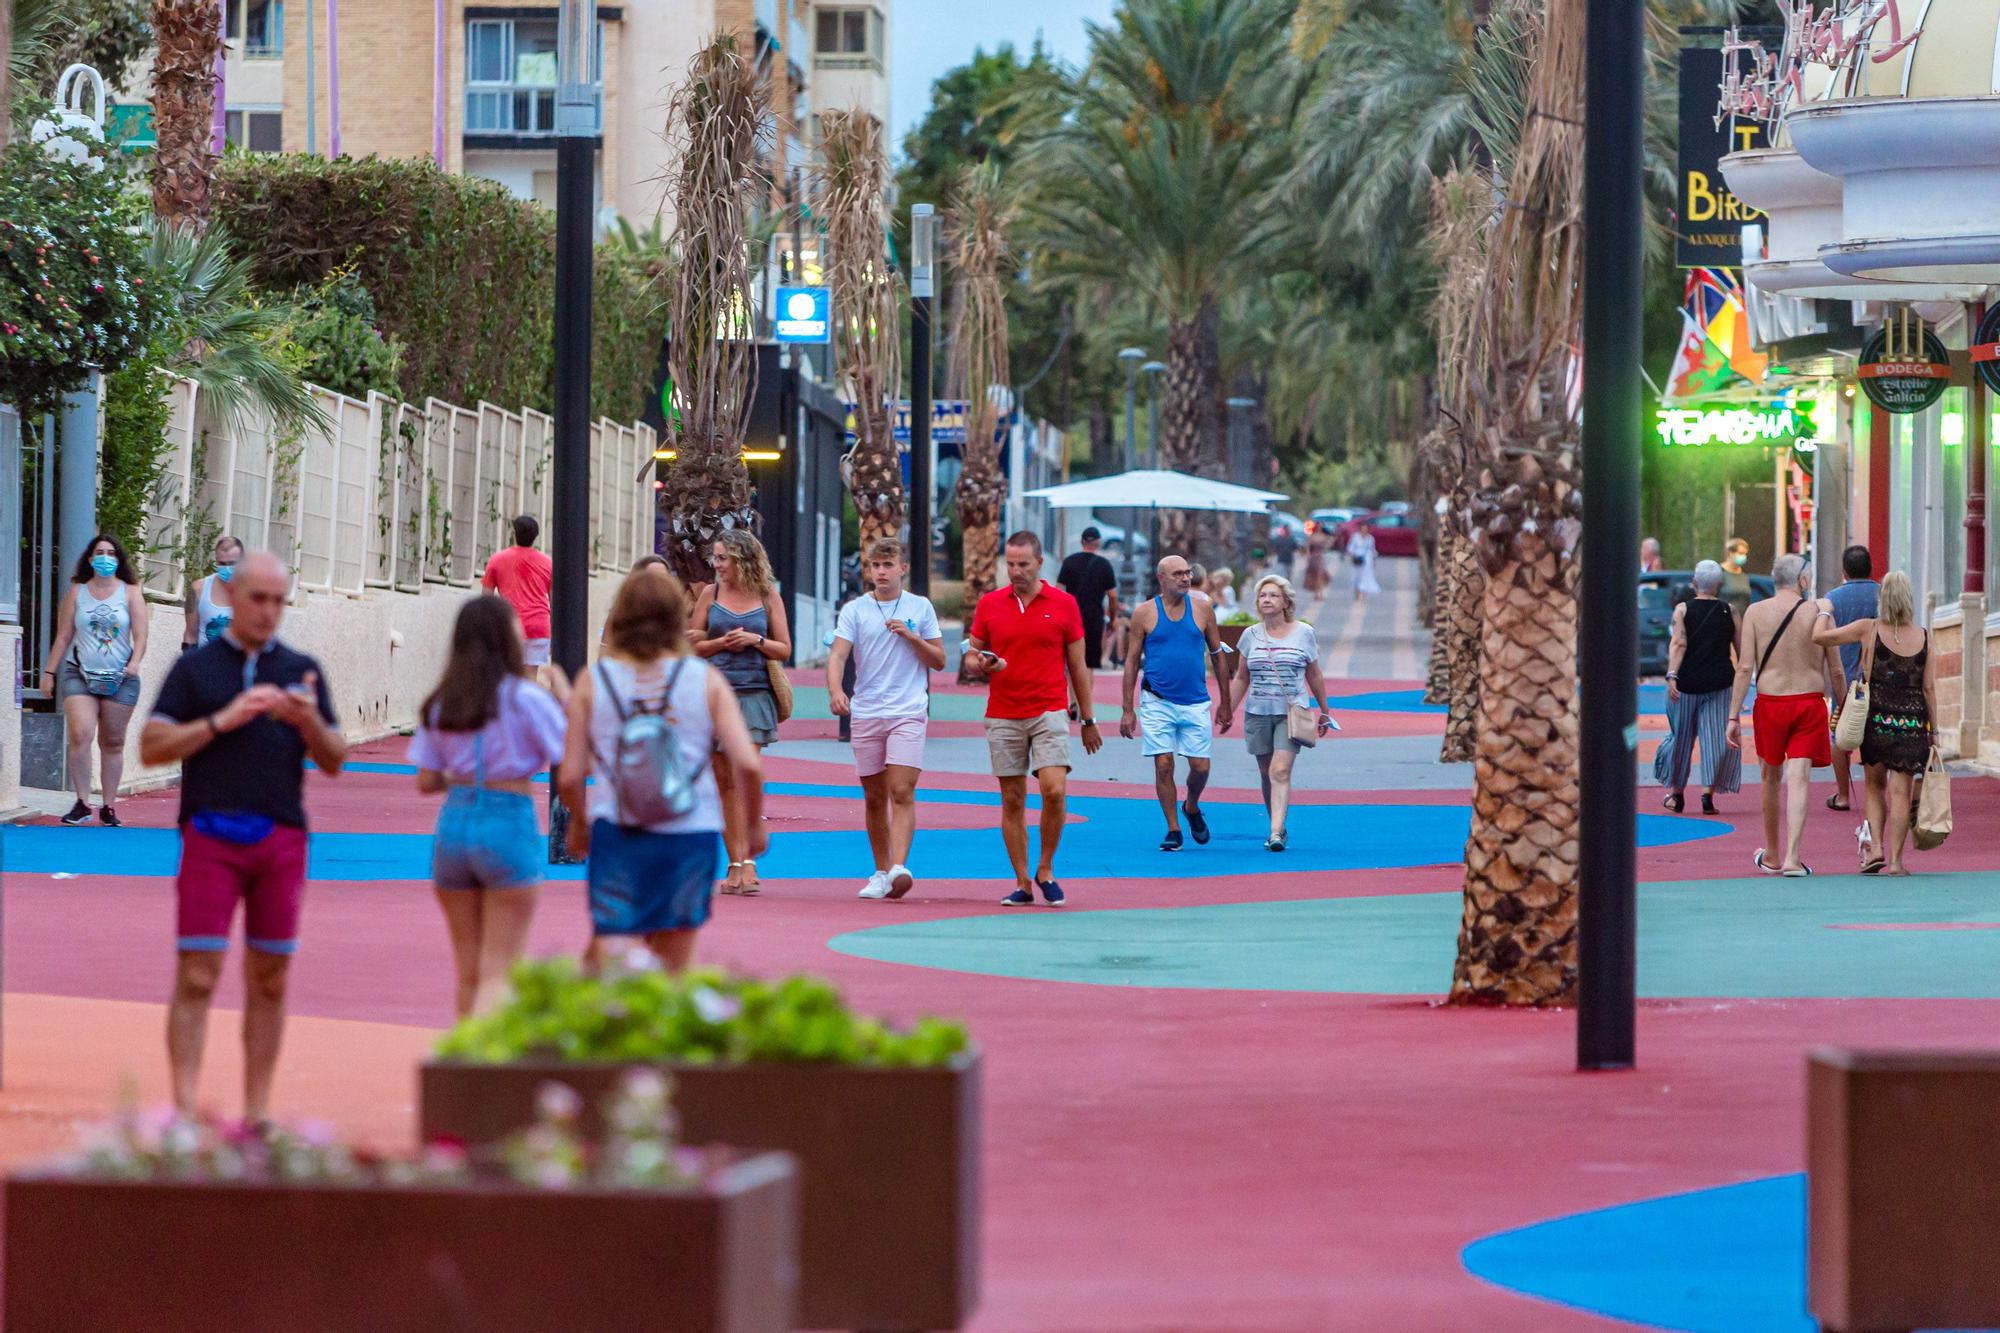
[215,155,660,423]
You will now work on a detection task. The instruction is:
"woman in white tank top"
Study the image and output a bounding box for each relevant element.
[557,565,767,972]
[39,533,150,827]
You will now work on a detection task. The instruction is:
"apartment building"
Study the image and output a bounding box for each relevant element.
[208,0,894,223]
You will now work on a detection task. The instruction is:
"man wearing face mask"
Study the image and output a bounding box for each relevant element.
[1718,537,1755,623]
[183,535,244,652]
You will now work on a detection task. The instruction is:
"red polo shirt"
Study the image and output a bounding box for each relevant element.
[970,582,1084,720]
[482,545,553,639]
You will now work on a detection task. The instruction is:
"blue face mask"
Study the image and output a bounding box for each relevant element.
[90,555,118,578]
[215,563,235,584]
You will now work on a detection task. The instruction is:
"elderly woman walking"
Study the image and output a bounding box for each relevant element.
[1812,570,1936,875]
[1219,574,1333,851]
[1655,560,1742,815]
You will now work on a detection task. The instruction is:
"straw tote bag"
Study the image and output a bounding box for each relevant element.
[1914,747,1952,850]
[1833,634,1873,752]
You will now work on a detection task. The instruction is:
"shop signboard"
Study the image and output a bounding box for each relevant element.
[1677,34,1772,268]
[1652,403,1815,447]
[774,286,830,343]
[1858,315,1951,415]
[1973,304,2000,396]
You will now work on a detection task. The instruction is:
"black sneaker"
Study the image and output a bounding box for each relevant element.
[1182,802,1210,845]
[1160,829,1183,852]
[60,800,92,826]
[98,806,122,828]
[1037,879,1066,908]
[1000,888,1035,907]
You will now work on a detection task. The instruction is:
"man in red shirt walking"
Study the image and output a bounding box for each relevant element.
[483,515,555,666]
[966,531,1103,907]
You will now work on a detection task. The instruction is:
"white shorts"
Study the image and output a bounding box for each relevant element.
[522,638,552,667]
[1139,693,1213,760]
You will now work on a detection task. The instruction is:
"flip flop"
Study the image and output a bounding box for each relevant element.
[1781,863,1813,877]
[1753,849,1780,875]
[1825,795,1851,811]
[1860,858,1886,875]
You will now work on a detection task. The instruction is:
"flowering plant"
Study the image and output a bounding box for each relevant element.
[0,131,157,412]
[437,955,971,1068]
[500,1070,736,1191]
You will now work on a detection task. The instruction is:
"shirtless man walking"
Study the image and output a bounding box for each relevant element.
[1726,552,1845,876]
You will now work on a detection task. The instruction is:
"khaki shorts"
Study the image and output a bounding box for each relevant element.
[985,710,1072,778]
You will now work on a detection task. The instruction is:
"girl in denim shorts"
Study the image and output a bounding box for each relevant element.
[409,596,568,1018]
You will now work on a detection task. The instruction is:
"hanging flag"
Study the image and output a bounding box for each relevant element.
[1664,268,1768,401]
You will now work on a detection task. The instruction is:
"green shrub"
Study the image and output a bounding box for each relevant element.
[99,354,176,557]
[284,267,404,401]
[437,959,971,1068]
[215,155,658,422]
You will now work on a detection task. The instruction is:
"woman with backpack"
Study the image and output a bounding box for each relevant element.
[559,567,766,972]
[408,596,568,1018]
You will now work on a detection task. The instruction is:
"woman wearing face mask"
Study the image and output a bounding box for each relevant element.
[1718,537,1755,624]
[182,535,244,651]
[40,534,150,827]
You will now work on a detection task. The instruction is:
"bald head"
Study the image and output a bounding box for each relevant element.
[1155,554,1192,603]
[230,551,292,650]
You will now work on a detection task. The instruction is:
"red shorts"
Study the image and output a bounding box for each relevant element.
[1752,692,1832,768]
[175,824,309,955]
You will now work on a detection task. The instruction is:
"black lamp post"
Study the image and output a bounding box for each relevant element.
[1118,346,1146,594]
[1577,0,1644,1069]
[547,0,598,863]
[909,202,935,594]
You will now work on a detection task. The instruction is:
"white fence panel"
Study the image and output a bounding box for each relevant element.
[449,405,478,585]
[395,402,429,591]
[331,394,372,594]
[142,378,200,597]
[293,389,342,590]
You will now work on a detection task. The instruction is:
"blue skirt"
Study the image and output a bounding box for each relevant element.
[586,820,722,936]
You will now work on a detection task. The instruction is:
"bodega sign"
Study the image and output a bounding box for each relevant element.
[1653,404,1811,447]
[1858,310,1951,415]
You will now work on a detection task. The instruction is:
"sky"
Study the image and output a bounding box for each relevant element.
[889,0,1120,155]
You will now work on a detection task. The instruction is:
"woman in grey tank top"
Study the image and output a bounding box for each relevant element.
[689,530,791,895]
[38,534,150,826]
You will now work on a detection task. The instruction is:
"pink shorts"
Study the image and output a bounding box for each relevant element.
[175,824,309,955]
[850,714,927,778]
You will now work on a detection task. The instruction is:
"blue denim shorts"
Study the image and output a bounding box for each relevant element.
[432,788,543,891]
[587,820,722,936]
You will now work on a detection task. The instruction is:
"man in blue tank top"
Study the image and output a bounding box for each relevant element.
[1119,554,1234,850]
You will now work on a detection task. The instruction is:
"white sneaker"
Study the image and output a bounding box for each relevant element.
[886,864,915,899]
[858,871,893,900]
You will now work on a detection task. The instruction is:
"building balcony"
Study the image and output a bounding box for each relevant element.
[465,84,602,141]
[813,51,882,73]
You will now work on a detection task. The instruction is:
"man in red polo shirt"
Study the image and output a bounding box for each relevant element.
[966,530,1103,907]
[483,515,554,666]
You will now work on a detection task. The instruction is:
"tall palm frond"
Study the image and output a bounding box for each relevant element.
[947,160,1015,612]
[146,222,329,436]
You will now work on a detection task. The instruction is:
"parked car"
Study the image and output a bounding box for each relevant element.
[1089,517,1150,559]
[1376,500,1412,516]
[1331,510,1420,558]
[1269,512,1308,548]
[1638,570,1774,676]
[1308,507,1363,535]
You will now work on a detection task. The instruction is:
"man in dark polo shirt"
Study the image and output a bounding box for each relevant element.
[140,551,347,1125]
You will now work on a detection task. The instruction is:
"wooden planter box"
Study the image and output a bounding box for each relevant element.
[4,1154,798,1333]
[421,1053,981,1331]
[1219,623,1249,652]
[1809,1048,2000,1333]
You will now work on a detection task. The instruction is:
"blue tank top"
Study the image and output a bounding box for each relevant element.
[1143,596,1208,705]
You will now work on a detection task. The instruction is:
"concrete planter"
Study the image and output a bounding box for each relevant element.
[422,1053,982,1331]
[3,1155,799,1333]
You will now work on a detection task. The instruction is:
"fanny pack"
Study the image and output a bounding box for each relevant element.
[191,811,277,846]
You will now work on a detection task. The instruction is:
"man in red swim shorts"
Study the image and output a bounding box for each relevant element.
[1727,553,1845,877]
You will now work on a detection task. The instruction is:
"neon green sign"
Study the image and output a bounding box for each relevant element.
[1653,404,1813,447]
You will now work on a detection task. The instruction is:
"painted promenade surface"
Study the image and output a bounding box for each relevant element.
[5,556,1998,1330]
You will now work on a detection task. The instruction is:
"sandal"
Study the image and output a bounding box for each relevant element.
[1662,792,1684,814]
[1860,858,1886,875]
[720,861,746,895]
[1825,795,1851,811]
[738,859,761,897]
[1700,794,1716,816]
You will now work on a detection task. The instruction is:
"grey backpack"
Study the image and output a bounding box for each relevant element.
[596,661,706,825]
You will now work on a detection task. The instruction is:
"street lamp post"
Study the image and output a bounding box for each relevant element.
[547,0,598,864]
[1118,347,1145,596]
[1141,360,1165,563]
[910,203,936,595]
[1577,0,1643,1070]
[1227,397,1256,567]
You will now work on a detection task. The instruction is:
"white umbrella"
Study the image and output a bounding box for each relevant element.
[1022,469,1287,513]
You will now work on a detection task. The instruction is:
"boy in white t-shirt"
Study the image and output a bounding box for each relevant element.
[827,539,946,899]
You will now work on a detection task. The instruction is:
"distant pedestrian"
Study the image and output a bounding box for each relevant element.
[967,531,1103,906]
[827,539,945,900]
[409,597,568,1018]
[1719,537,1755,621]
[1727,553,1843,876]
[691,531,791,896]
[1271,522,1300,581]
[1813,570,1935,875]
[1303,527,1331,596]
[1208,567,1239,614]
[483,516,554,668]
[1640,537,1665,573]
[183,534,242,650]
[1348,528,1381,601]
[1655,560,1740,815]
[1822,544,1880,821]
[1057,527,1120,671]
[40,533,149,827]
[559,567,764,972]
[140,551,347,1124]
[1223,575,1332,852]
[1120,554,1233,851]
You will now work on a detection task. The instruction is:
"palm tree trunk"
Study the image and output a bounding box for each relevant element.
[1160,296,1223,562]
[150,0,224,228]
[956,400,1006,618]
[1449,522,1578,1005]
[1439,507,1485,760]
[1424,521,1457,703]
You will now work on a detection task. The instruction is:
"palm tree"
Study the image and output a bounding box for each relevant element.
[816,109,903,551]
[149,0,222,227]
[658,35,766,585]
[1019,0,1307,560]
[947,161,1014,619]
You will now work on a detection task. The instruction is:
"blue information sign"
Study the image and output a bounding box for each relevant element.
[774,286,830,343]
